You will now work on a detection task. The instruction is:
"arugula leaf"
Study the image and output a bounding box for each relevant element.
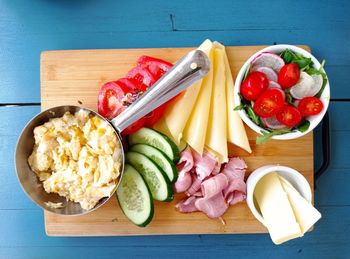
[285,92,294,105]
[280,49,295,63]
[297,120,310,133]
[315,77,328,98]
[256,129,292,144]
[242,65,250,81]
[234,104,246,111]
[246,106,261,126]
[293,58,313,71]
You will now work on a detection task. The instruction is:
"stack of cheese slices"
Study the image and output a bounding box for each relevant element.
[154,39,251,162]
[255,172,322,245]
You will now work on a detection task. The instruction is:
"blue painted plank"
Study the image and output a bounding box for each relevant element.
[0,206,349,259]
[0,0,349,103]
[0,106,40,210]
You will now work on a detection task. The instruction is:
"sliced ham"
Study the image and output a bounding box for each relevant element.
[186,172,202,196]
[222,157,247,205]
[176,196,198,213]
[201,173,228,199]
[175,147,194,193]
[193,149,217,180]
[211,162,221,175]
[195,192,229,219]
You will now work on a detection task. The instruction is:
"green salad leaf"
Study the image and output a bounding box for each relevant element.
[297,120,310,133]
[242,64,250,81]
[256,129,292,144]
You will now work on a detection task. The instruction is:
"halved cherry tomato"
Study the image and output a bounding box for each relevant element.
[278,63,300,89]
[98,82,127,119]
[297,97,324,116]
[240,71,269,101]
[127,66,156,90]
[253,88,285,118]
[137,56,173,78]
[276,105,302,128]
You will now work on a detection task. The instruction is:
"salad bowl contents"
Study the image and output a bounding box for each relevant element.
[234,44,330,142]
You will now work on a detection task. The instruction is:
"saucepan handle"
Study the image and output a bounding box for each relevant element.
[110,50,210,132]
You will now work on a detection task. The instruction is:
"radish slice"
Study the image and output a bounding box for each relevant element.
[269,81,282,89]
[262,116,286,130]
[269,86,286,100]
[253,66,278,82]
[251,52,285,73]
[289,72,314,99]
[308,74,323,97]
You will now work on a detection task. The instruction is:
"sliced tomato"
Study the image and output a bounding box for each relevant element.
[144,105,166,127]
[98,82,127,119]
[253,88,285,118]
[276,105,302,128]
[278,63,300,89]
[137,56,173,78]
[122,116,147,135]
[116,77,145,93]
[240,71,269,101]
[298,97,324,116]
[127,66,156,90]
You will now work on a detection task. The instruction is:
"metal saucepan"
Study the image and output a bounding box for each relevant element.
[15,50,210,216]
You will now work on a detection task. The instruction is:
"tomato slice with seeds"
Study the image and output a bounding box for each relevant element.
[127,66,156,90]
[98,82,127,119]
[276,105,302,128]
[253,88,285,118]
[297,97,324,116]
[137,56,173,78]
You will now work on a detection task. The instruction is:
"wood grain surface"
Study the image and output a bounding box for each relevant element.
[41,46,313,236]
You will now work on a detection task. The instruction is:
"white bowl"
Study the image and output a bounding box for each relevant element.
[246,165,312,226]
[233,44,330,140]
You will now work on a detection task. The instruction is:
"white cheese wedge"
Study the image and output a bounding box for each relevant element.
[213,42,251,153]
[204,47,228,163]
[157,39,213,144]
[182,43,214,155]
[279,176,322,234]
[254,172,302,245]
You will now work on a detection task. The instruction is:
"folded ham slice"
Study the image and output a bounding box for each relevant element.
[193,149,217,180]
[201,173,228,199]
[176,196,198,213]
[175,147,194,193]
[195,192,229,219]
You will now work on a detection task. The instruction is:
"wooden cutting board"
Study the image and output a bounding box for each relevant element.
[41,45,313,236]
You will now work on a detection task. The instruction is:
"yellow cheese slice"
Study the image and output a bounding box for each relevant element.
[214,42,251,153]
[254,172,302,245]
[182,44,214,155]
[158,39,213,144]
[204,47,228,163]
[279,176,322,234]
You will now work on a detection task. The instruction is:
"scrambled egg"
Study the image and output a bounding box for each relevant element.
[28,110,122,210]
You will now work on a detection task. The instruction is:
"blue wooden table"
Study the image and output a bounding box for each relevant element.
[1,0,349,258]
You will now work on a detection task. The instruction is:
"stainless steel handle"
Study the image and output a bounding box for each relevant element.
[110,50,210,132]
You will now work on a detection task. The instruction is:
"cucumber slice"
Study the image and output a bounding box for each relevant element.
[128,128,179,163]
[130,144,177,183]
[126,151,173,201]
[116,164,153,227]
[178,140,188,153]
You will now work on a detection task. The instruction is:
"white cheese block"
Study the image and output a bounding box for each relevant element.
[214,42,251,153]
[254,172,302,245]
[204,47,228,163]
[182,43,214,155]
[279,176,322,234]
[158,39,213,144]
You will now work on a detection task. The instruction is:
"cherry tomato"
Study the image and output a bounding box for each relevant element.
[278,63,300,89]
[240,71,269,101]
[127,66,156,90]
[276,105,302,128]
[98,82,127,119]
[297,97,324,116]
[137,56,173,78]
[253,88,285,118]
